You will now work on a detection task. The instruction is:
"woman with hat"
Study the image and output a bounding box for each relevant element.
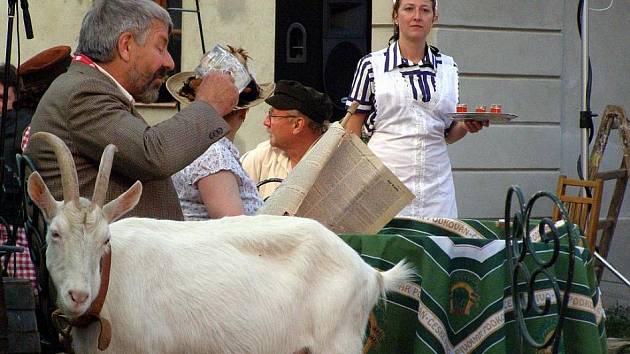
[345,0,487,218]
[169,46,273,219]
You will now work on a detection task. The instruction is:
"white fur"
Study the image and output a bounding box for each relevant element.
[57,214,412,354]
[26,134,413,354]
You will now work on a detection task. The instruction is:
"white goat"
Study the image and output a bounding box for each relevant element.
[27,132,414,354]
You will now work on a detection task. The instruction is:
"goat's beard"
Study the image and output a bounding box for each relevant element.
[128,66,168,103]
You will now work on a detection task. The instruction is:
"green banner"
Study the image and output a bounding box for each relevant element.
[340,218,606,354]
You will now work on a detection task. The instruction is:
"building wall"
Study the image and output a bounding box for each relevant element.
[178,0,276,152]
[420,0,629,305]
[568,0,630,306]
[1,0,628,304]
[435,0,564,217]
[0,1,91,61]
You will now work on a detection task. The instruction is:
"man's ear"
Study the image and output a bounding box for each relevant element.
[292,117,306,135]
[117,32,134,62]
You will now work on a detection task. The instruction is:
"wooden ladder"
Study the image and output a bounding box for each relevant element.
[588,105,630,277]
[164,0,206,54]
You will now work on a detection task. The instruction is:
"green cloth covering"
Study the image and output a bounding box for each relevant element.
[339,218,606,354]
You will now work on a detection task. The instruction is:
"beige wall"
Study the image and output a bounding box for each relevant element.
[181,0,275,153]
[0,1,90,61]
[371,0,394,51]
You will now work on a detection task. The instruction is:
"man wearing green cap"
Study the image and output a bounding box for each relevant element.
[241,80,333,199]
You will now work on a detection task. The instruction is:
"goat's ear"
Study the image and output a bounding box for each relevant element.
[102,181,142,222]
[27,172,58,221]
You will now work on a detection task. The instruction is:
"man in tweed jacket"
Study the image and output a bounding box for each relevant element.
[25,0,238,220]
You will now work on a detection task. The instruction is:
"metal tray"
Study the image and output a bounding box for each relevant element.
[447,112,517,123]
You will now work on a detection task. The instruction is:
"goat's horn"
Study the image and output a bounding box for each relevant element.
[31,132,80,204]
[92,144,117,207]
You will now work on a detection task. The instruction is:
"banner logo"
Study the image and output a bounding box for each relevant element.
[449,274,480,316]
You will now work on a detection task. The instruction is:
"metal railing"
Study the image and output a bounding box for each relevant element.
[504,186,578,353]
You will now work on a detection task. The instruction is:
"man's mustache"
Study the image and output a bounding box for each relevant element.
[154,68,169,81]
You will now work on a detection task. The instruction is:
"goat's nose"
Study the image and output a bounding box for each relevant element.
[69,290,89,305]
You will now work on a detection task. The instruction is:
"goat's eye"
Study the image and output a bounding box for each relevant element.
[51,231,61,240]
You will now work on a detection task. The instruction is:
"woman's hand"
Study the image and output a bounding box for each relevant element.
[445,120,489,144]
[463,119,489,133]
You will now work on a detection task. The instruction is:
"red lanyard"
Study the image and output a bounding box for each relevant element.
[73,54,97,68]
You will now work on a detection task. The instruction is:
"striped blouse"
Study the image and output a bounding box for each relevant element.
[348,41,453,136]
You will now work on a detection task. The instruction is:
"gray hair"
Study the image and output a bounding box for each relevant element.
[306,118,328,135]
[285,109,328,135]
[75,0,172,62]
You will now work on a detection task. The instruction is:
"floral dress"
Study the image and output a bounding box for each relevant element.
[173,138,263,220]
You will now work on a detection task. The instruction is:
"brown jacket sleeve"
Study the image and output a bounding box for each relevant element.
[44,63,229,182]
[27,62,232,220]
[67,87,228,181]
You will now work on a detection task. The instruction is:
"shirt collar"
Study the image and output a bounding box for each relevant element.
[94,63,135,104]
[73,54,135,104]
[384,40,437,73]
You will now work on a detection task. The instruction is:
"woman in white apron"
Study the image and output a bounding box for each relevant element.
[346,0,487,218]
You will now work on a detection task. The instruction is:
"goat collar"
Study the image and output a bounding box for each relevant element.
[52,251,112,351]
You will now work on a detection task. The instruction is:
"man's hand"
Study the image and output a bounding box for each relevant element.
[194,70,239,116]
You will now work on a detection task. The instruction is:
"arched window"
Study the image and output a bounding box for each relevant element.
[286,23,307,64]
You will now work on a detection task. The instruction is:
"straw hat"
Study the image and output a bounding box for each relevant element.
[166,45,273,110]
